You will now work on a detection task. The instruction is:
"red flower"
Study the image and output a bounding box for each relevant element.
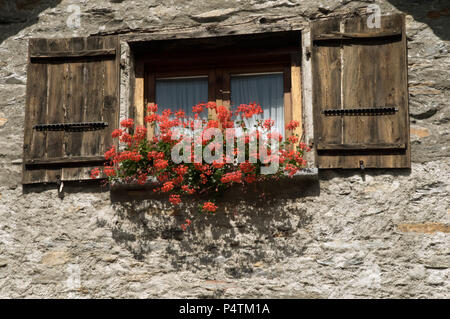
[148,151,165,160]
[244,174,257,183]
[175,110,186,119]
[104,166,116,177]
[286,120,299,131]
[147,104,158,113]
[92,100,310,221]
[221,171,243,184]
[154,159,169,170]
[267,131,283,142]
[288,135,299,144]
[161,181,174,192]
[134,126,147,141]
[157,173,169,183]
[162,109,172,118]
[202,202,217,213]
[120,118,134,128]
[236,103,263,119]
[192,103,205,113]
[169,194,181,205]
[173,165,188,176]
[217,105,232,123]
[112,129,122,138]
[144,113,159,123]
[182,185,195,195]
[120,132,132,144]
[206,102,217,110]
[212,160,224,169]
[285,164,298,176]
[90,168,100,179]
[137,173,148,185]
[299,142,311,152]
[206,120,219,128]
[104,146,117,161]
[239,161,254,174]
[263,119,275,130]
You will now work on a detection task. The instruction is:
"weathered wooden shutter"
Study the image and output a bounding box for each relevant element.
[311,14,410,169]
[23,36,120,184]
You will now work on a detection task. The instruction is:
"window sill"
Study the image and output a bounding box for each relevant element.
[110,168,319,203]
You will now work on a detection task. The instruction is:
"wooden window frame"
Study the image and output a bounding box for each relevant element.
[133,48,303,141]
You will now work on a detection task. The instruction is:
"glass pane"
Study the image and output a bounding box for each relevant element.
[231,72,284,136]
[156,76,208,119]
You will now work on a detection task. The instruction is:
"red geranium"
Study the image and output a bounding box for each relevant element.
[91,101,307,230]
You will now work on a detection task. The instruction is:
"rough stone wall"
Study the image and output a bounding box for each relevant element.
[0,0,449,298]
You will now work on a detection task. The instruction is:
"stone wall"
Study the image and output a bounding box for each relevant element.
[0,0,448,298]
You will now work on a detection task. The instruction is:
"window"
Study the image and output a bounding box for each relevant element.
[132,31,302,140]
[145,66,292,138]
[230,72,285,136]
[155,76,209,119]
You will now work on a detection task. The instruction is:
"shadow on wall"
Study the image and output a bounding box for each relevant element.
[109,197,315,275]
[0,0,63,45]
[387,0,450,40]
[106,177,320,268]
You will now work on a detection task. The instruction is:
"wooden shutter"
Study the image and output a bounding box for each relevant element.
[23,36,120,184]
[311,14,410,169]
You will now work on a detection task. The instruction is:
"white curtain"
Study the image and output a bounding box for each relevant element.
[155,76,208,119]
[230,73,284,137]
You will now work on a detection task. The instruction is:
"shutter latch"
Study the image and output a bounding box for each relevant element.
[56,175,64,199]
[359,160,365,171]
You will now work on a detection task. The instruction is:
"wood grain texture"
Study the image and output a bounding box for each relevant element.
[62,37,87,181]
[25,156,106,166]
[24,36,120,184]
[30,48,116,59]
[311,18,342,168]
[45,38,69,182]
[290,53,302,140]
[317,143,406,151]
[284,66,293,141]
[311,14,410,169]
[134,60,145,127]
[23,39,49,184]
[313,30,402,41]
[103,35,120,155]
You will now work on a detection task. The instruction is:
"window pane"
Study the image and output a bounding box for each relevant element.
[155,76,208,118]
[231,72,284,136]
